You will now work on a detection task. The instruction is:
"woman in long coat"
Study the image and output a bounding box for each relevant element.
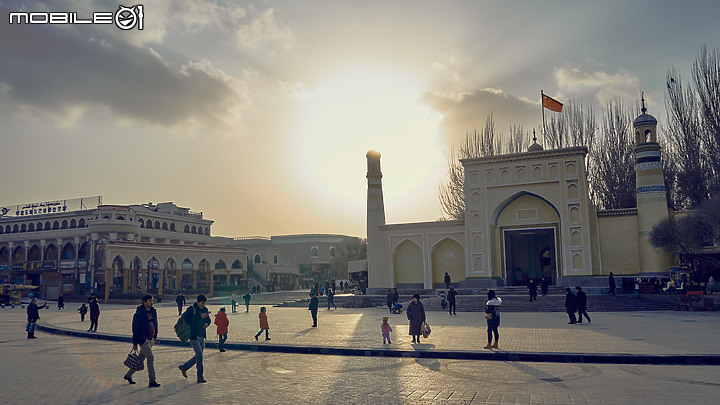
[406,294,426,343]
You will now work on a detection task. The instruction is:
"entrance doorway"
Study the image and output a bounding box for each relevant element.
[503,228,557,286]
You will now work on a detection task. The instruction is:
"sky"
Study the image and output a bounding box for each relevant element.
[1,0,718,238]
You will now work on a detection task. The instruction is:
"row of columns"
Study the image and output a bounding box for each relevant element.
[3,237,86,262]
[118,267,243,297]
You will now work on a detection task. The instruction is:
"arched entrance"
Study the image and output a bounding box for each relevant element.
[392,240,423,287]
[431,238,464,287]
[495,192,561,286]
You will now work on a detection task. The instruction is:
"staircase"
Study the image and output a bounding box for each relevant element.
[273,287,679,312]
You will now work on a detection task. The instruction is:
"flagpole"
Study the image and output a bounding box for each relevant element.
[541,90,546,139]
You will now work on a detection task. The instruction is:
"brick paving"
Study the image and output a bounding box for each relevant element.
[1,297,720,404]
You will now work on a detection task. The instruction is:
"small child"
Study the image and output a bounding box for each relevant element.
[77,303,88,322]
[214,307,229,352]
[254,307,270,341]
[381,316,393,344]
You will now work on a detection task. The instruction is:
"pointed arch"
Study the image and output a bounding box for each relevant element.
[61,242,75,260]
[28,245,42,261]
[490,190,560,226]
[430,237,465,285]
[44,244,58,261]
[392,239,424,286]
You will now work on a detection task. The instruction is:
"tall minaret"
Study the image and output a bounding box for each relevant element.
[366,150,388,288]
[634,97,671,273]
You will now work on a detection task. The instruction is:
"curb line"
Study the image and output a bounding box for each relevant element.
[36,324,720,366]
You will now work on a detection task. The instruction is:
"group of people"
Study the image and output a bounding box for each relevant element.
[125,293,272,386]
[564,286,591,324]
[527,277,553,301]
[229,291,253,313]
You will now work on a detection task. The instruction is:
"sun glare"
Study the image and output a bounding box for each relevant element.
[290,66,444,216]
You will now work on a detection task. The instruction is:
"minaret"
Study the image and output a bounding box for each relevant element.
[366,151,388,288]
[634,96,671,273]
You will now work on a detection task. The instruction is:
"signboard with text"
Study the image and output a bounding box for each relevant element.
[0,196,102,218]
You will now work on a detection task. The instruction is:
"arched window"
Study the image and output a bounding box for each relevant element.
[52,221,59,230]
[311,246,319,258]
[28,245,42,261]
[36,222,43,231]
[162,222,168,230]
[139,219,145,228]
[78,218,86,228]
[45,244,58,261]
[154,221,160,229]
[61,220,68,229]
[28,223,35,232]
[117,216,124,220]
[45,221,51,230]
[170,223,176,232]
[191,226,197,234]
[4,225,10,233]
[330,247,336,258]
[184,225,190,233]
[70,219,77,228]
[12,224,18,233]
[78,242,89,260]
[62,242,75,260]
[204,227,210,235]
[273,254,278,264]
[254,254,262,264]
[20,223,27,232]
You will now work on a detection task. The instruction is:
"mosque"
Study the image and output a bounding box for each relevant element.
[366,105,673,291]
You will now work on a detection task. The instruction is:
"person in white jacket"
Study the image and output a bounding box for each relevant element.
[484,290,502,349]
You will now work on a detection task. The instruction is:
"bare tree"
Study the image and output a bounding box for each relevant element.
[439,115,499,220]
[544,100,596,150]
[665,69,709,209]
[588,98,637,209]
[691,45,720,195]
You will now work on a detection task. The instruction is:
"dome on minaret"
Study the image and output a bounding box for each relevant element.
[633,112,657,127]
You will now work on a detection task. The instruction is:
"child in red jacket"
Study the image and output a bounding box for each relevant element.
[214,307,229,352]
[254,307,270,341]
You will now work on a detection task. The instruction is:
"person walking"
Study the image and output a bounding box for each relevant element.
[26,298,47,339]
[88,292,100,333]
[242,291,252,313]
[254,307,271,341]
[565,287,578,324]
[386,289,394,313]
[608,272,616,296]
[575,286,591,323]
[230,291,238,314]
[308,292,319,327]
[381,316,393,344]
[77,303,88,322]
[178,294,211,383]
[406,294,426,344]
[57,294,64,310]
[527,279,538,302]
[214,307,229,352]
[447,287,457,316]
[123,294,160,387]
[326,288,337,310]
[540,276,550,296]
[175,292,186,316]
[444,272,451,289]
[483,290,502,349]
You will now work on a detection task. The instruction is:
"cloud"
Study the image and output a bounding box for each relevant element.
[555,67,642,106]
[421,88,542,147]
[235,8,293,52]
[0,12,248,129]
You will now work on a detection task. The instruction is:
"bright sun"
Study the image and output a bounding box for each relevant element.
[291,65,445,216]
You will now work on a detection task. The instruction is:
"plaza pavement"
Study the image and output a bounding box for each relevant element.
[1,294,720,404]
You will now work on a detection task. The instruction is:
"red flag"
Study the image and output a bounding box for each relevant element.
[542,93,563,112]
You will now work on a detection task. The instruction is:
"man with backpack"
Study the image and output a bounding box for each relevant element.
[178,294,211,383]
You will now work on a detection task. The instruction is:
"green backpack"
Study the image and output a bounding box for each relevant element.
[174,306,194,342]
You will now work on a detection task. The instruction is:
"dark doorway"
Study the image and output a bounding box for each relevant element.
[504,228,557,286]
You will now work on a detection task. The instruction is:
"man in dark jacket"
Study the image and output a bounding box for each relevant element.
[575,286,591,323]
[309,293,319,327]
[564,287,577,324]
[444,272,451,289]
[26,298,47,339]
[178,294,211,383]
[527,280,538,302]
[385,289,394,313]
[392,288,399,308]
[447,288,457,316]
[175,292,186,316]
[124,295,160,387]
[88,292,100,332]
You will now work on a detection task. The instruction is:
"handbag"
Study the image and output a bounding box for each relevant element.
[124,349,144,371]
[421,322,431,338]
[485,312,493,320]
